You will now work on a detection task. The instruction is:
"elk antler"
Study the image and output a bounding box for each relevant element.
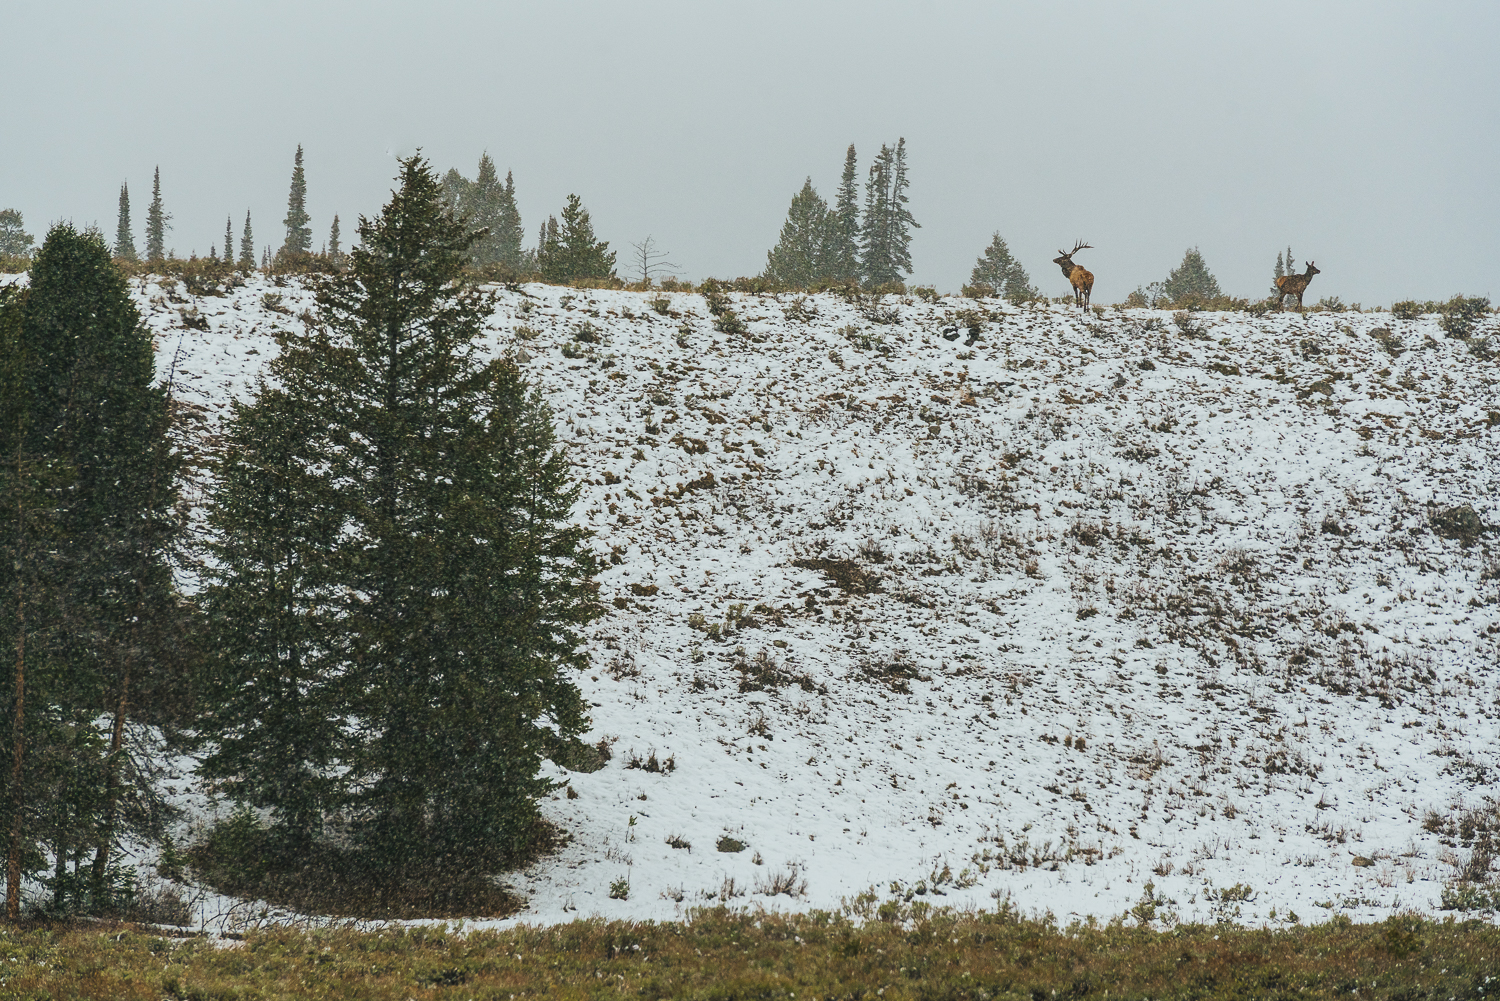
[1071,240,1092,255]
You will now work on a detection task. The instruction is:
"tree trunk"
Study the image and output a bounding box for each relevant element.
[89,669,127,904]
[7,487,24,923]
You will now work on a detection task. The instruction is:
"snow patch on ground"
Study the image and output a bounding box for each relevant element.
[122,273,1500,932]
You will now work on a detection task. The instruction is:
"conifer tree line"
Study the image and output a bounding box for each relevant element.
[763,141,919,288]
[0,157,600,916]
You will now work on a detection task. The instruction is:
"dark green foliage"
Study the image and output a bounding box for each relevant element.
[205,156,600,886]
[223,217,233,264]
[969,232,1034,300]
[0,226,182,913]
[113,187,136,261]
[0,210,35,259]
[144,168,168,262]
[859,139,918,286]
[238,211,255,270]
[537,194,616,283]
[1161,246,1222,304]
[763,179,833,287]
[328,214,341,261]
[280,145,312,258]
[199,391,343,851]
[827,144,861,282]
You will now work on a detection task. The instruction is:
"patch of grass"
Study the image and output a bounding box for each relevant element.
[6,909,1498,999]
[791,557,883,594]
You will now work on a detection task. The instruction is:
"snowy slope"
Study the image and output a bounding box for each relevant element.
[105,273,1500,929]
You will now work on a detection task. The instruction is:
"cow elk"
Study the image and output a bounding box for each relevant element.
[1053,241,1094,308]
[1274,261,1320,312]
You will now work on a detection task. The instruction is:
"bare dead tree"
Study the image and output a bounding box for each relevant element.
[630,236,682,286]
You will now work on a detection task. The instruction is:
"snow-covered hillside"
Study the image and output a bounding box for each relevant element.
[98,272,1500,928]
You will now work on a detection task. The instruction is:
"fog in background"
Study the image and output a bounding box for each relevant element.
[6,0,1496,305]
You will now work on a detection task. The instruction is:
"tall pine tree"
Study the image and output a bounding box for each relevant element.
[468,154,505,266]
[206,156,600,882]
[238,212,255,270]
[763,179,833,288]
[280,145,312,258]
[144,168,169,262]
[328,215,341,261]
[496,170,525,270]
[223,218,234,264]
[858,140,920,286]
[2,226,181,913]
[827,145,861,282]
[114,185,136,261]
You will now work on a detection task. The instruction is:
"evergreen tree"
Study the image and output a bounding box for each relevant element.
[144,168,169,262]
[857,140,920,286]
[969,232,1034,299]
[199,390,342,852]
[440,168,471,221]
[763,179,833,288]
[113,186,136,261]
[1,226,181,911]
[280,145,312,258]
[223,218,234,263]
[0,212,35,260]
[536,195,615,284]
[207,156,599,880]
[496,170,525,270]
[1273,251,1285,281]
[468,154,505,266]
[1160,246,1222,303]
[858,145,891,284]
[328,215,341,261]
[827,145,861,281]
[886,138,919,280]
[238,212,255,270]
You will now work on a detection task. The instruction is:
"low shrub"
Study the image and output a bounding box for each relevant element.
[700,278,731,316]
[1438,294,1492,338]
[713,309,746,335]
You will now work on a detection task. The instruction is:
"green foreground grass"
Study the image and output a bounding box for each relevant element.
[0,907,1495,1000]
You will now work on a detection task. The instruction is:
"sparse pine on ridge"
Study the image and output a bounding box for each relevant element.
[280,145,312,260]
[114,184,136,260]
[144,166,169,261]
[859,139,918,286]
[969,232,1034,300]
[828,144,861,281]
[239,211,255,269]
[537,193,615,283]
[763,178,835,288]
[1160,246,1222,304]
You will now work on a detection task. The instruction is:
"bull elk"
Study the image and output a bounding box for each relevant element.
[1053,241,1094,308]
[1274,261,1320,312]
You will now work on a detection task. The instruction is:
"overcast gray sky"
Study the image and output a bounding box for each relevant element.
[7,0,1496,304]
